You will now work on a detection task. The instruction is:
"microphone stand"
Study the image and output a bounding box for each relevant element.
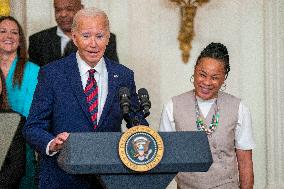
[123,107,149,127]
[120,87,151,127]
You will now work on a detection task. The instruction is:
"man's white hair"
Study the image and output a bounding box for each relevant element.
[71,7,110,32]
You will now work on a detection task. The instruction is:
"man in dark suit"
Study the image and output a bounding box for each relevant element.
[23,7,146,189]
[28,0,119,67]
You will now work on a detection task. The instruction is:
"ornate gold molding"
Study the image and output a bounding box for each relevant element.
[0,0,10,16]
[170,0,210,63]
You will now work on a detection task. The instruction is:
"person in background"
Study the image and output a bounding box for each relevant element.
[1,63,26,189]
[23,7,147,189]
[160,42,254,189]
[28,0,119,67]
[0,103,26,189]
[0,16,39,189]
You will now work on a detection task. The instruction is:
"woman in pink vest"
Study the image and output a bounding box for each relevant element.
[160,42,254,189]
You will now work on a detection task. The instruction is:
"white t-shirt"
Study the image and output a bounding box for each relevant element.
[56,27,71,55]
[159,97,255,150]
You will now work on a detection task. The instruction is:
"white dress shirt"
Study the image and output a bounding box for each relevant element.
[76,53,108,122]
[56,27,71,55]
[46,53,109,155]
[159,97,255,150]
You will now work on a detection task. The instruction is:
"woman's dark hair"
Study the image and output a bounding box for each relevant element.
[0,16,27,86]
[195,42,230,79]
[0,68,9,109]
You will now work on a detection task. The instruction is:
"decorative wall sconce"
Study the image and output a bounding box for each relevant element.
[170,0,210,63]
[0,0,10,16]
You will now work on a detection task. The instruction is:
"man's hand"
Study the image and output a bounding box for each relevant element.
[49,132,70,153]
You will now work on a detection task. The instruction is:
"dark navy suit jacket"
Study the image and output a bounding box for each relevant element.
[23,53,145,188]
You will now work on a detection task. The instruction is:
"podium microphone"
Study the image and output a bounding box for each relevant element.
[138,88,151,117]
[119,87,131,115]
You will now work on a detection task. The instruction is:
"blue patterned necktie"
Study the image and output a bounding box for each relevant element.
[84,69,98,129]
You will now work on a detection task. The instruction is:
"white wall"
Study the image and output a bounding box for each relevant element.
[10,0,284,188]
[264,0,284,188]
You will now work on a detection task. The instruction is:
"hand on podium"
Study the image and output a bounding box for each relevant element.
[49,132,70,153]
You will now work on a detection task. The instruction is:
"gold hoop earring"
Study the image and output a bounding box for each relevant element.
[220,83,226,92]
[190,75,194,84]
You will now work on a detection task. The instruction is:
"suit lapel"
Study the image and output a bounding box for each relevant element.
[98,59,120,127]
[65,54,93,124]
[51,33,62,59]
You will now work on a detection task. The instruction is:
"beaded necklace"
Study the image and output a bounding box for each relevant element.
[194,93,220,135]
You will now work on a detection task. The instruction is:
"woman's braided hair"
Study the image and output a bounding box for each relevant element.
[195,42,230,79]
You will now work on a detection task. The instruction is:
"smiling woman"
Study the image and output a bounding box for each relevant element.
[0,16,40,189]
[160,42,255,189]
[193,43,229,100]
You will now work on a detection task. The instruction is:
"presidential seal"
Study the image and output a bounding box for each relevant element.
[118,125,164,172]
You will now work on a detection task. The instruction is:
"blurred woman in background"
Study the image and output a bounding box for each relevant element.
[0,16,39,189]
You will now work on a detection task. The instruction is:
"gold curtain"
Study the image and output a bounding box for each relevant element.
[0,0,10,16]
[170,0,209,63]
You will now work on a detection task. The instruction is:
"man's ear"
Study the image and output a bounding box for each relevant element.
[71,33,78,47]
[106,32,110,45]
